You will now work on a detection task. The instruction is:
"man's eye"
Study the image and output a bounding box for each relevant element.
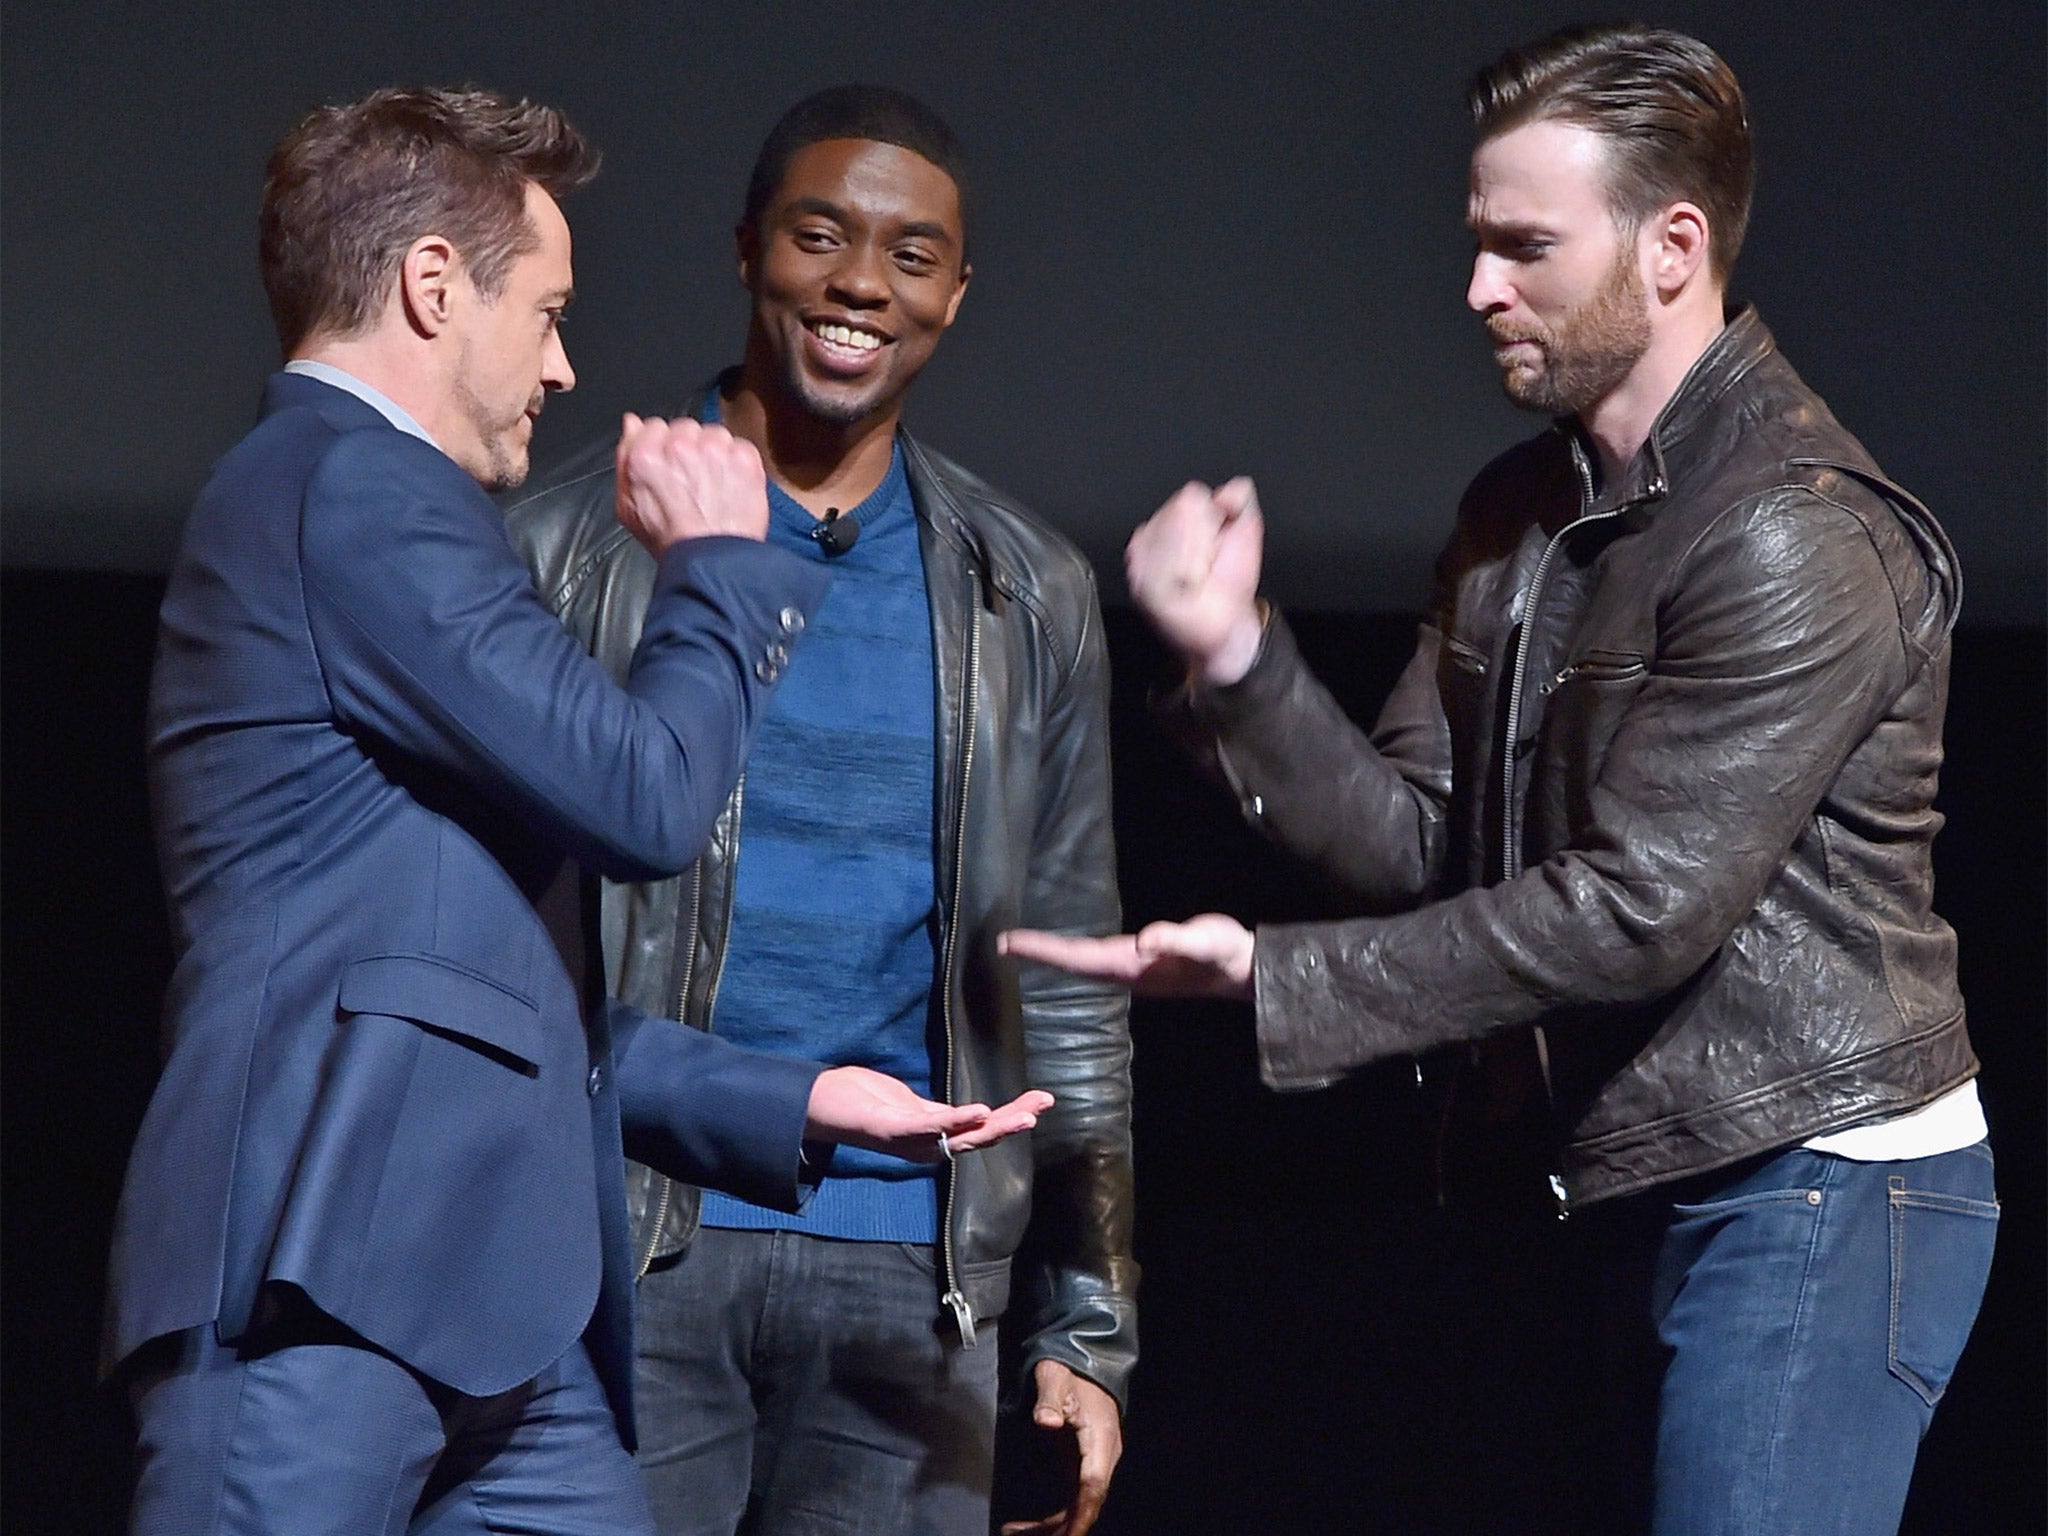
[1477,235,1550,262]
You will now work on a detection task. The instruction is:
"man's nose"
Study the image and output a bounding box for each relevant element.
[826,242,892,306]
[544,330,576,393]
[1467,253,1511,314]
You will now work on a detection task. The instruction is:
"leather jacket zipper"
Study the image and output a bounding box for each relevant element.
[1500,448,1598,879]
[1499,444,1638,1216]
[937,604,980,1346]
[636,780,741,1280]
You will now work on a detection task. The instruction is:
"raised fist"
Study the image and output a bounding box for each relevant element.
[1125,476,1266,685]
[614,413,771,555]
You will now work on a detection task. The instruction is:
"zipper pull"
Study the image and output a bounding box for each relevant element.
[944,1287,978,1347]
[1548,1172,1570,1221]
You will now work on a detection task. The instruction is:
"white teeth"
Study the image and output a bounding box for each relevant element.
[816,322,881,352]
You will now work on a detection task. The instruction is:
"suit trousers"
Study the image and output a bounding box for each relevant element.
[127,1294,652,1536]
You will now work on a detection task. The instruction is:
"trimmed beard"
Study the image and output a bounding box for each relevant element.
[1488,242,1651,416]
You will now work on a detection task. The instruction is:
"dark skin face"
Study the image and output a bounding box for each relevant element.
[723,138,970,515]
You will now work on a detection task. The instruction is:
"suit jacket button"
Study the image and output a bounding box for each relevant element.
[754,658,778,683]
[778,606,805,636]
[587,1063,603,1097]
[767,642,789,668]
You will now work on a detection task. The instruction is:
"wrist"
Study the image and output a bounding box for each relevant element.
[1198,602,1268,687]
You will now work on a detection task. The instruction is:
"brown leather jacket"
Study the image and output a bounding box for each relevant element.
[501,401,1137,1406]
[1169,310,1975,1205]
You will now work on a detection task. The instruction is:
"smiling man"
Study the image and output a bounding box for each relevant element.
[505,86,1135,1536]
[1005,25,1995,1535]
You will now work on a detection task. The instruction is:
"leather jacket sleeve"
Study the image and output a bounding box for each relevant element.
[1010,566,1139,1411]
[1243,490,1938,1088]
[1165,607,1453,910]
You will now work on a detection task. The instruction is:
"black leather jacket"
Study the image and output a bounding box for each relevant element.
[502,398,1137,1406]
[1171,310,1976,1205]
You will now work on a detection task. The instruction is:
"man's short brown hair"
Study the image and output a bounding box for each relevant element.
[1469,24,1753,283]
[259,86,598,353]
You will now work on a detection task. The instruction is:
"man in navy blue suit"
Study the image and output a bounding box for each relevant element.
[104,86,1049,1536]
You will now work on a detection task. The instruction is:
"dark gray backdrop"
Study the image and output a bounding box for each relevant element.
[4,6,2043,1531]
[4,0,2042,621]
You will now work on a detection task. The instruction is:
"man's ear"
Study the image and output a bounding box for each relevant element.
[1647,201,1710,300]
[398,234,460,338]
[735,222,759,290]
[941,264,971,329]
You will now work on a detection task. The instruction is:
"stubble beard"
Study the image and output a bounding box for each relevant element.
[454,371,541,493]
[1488,245,1652,417]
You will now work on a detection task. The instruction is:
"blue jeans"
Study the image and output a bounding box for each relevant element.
[1626,1141,1999,1536]
[128,1304,651,1536]
[633,1227,1000,1536]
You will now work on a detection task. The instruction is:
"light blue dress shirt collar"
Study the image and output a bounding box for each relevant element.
[282,359,439,451]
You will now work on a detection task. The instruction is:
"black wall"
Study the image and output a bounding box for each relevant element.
[4,1,2044,621]
[4,573,2039,1533]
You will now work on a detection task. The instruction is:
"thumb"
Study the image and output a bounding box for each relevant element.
[1134,919,1204,960]
[1214,475,1260,519]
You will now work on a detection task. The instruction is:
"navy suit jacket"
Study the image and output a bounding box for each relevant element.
[104,372,830,1437]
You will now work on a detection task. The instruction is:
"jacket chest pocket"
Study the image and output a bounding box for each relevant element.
[1435,631,1498,875]
[1530,649,1650,836]
[1436,631,1494,738]
[1537,647,1647,697]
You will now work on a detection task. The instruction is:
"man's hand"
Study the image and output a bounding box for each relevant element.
[614,413,771,556]
[1000,915,1256,1001]
[1124,476,1266,685]
[1000,1360,1124,1536]
[804,1066,1053,1161]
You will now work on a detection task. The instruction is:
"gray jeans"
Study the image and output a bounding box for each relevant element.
[633,1226,1000,1536]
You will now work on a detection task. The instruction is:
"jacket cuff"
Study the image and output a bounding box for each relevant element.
[612,1002,826,1213]
[651,535,833,620]
[1253,922,1364,1092]
[1151,607,1294,777]
[1185,603,1297,728]
[1019,1292,1139,1415]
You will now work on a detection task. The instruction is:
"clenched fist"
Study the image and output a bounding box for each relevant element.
[1124,476,1266,685]
[614,413,771,556]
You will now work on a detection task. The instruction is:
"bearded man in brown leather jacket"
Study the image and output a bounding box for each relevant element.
[1007,25,1995,1535]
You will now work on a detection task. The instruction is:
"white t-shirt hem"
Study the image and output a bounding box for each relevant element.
[1802,1079,1986,1161]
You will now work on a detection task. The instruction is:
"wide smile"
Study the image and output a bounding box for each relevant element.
[802,317,892,376]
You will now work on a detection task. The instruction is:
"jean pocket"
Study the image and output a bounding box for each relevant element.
[1888,1178,1999,1406]
[1667,1186,1825,1219]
